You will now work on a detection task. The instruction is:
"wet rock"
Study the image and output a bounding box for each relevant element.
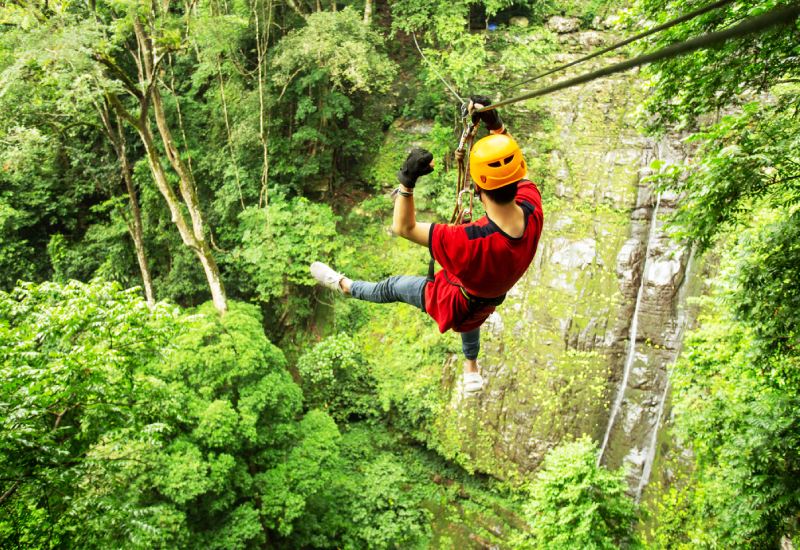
[509,16,529,27]
[616,238,644,293]
[551,215,574,231]
[628,353,652,389]
[579,31,605,48]
[645,255,682,287]
[591,15,616,29]
[623,401,644,433]
[484,312,504,335]
[550,237,598,270]
[625,446,647,469]
[547,16,580,33]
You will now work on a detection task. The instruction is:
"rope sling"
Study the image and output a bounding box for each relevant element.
[426,109,480,284]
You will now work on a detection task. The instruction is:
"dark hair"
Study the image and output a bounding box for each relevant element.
[480,181,518,205]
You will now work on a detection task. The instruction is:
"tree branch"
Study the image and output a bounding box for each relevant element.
[0,481,21,506]
[93,54,143,100]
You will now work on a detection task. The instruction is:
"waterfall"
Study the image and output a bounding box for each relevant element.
[597,193,662,465]
[635,246,695,501]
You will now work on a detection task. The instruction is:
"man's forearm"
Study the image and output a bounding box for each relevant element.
[392,184,416,235]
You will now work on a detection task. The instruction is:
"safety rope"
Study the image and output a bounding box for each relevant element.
[412,32,465,105]
[479,2,800,113]
[507,0,735,91]
[451,107,480,224]
[426,109,480,283]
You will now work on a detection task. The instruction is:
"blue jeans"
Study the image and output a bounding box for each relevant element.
[350,275,481,360]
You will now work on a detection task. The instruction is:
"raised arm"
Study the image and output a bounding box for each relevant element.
[391,148,433,247]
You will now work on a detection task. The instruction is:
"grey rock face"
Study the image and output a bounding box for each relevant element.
[431,28,700,494]
[579,31,605,48]
[547,16,581,33]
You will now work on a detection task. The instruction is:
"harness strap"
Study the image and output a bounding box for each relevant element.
[443,270,505,306]
[460,286,506,307]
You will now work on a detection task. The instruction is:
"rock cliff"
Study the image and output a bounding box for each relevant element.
[432,25,699,494]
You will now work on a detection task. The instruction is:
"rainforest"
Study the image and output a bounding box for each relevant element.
[1,0,799,548]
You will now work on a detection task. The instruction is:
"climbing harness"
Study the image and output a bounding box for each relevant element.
[479,1,800,113]
[427,107,510,313]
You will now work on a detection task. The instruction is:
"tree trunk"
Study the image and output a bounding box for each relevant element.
[253,0,272,207]
[118,131,156,307]
[97,102,156,307]
[133,18,229,315]
[216,56,245,210]
[363,0,371,24]
[132,108,228,315]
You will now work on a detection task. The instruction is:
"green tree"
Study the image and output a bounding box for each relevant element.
[635,1,800,544]
[0,0,229,312]
[237,198,340,326]
[0,280,347,548]
[649,219,800,548]
[516,436,640,549]
[297,333,378,423]
[269,7,397,194]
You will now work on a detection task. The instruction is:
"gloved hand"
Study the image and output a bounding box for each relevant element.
[470,94,503,132]
[397,147,434,188]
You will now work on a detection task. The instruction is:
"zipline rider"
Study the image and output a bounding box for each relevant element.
[311,97,544,394]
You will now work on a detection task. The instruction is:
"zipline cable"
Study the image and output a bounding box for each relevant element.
[412,32,465,104]
[479,2,800,112]
[508,0,736,91]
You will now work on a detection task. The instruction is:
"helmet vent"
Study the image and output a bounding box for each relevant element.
[488,161,502,167]
[503,154,515,165]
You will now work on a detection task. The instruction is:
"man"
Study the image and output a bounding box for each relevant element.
[310,97,543,394]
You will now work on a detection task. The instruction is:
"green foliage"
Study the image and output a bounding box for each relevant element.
[238,198,339,323]
[634,4,800,543]
[297,333,378,422]
[0,280,354,548]
[515,436,641,549]
[653,309,800,547]
[273,8,395,95]
[268,7,397,192]
[732,210,800,376]
[638,0,800,131]
[649,94,800,250]
[0,280,181,547]
[648,218,800,547]
[346,453,431,548]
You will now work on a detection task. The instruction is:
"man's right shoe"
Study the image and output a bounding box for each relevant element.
[463,371,484,396]
[310,262,346,293]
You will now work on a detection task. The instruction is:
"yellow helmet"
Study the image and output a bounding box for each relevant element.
[469,133,526,190]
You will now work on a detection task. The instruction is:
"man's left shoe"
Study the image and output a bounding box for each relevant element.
[310,261,346,293]
[463,372,484,395]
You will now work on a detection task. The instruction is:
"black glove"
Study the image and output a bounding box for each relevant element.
[397,148,434,188]
[470,94,503,132]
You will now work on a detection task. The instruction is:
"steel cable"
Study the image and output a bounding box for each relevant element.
[508,0,736,91]
[479,2,800,112]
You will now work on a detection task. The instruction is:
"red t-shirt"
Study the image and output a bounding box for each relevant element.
[425,179,543,333]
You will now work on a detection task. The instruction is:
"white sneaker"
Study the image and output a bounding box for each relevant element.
[310,262,345,293]
[463,372,484,395]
